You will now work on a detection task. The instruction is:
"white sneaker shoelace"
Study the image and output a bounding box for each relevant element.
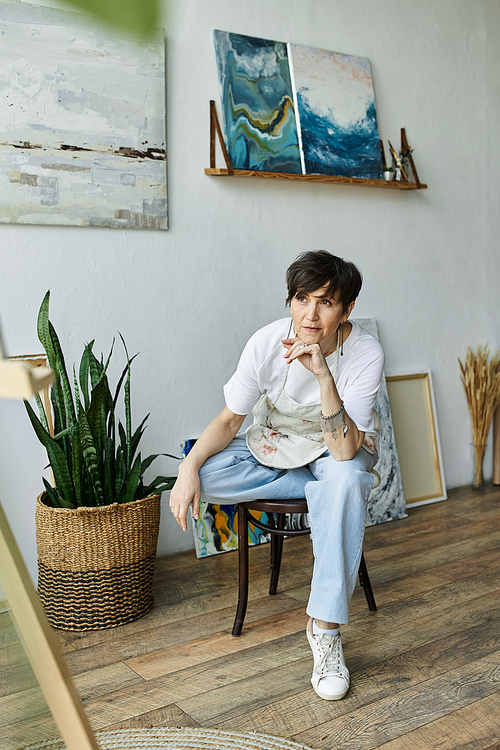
[312,633,344,678]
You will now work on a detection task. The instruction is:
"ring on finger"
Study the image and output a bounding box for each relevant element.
[300,343,308,348]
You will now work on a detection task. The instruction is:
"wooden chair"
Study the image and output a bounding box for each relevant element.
[232,498,377,636]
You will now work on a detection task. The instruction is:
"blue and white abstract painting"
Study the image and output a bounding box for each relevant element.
[0,1,166,229]
[213,30,302,173]
[288,44,384,179]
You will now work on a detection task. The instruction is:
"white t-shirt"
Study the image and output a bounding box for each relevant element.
[224,318,384,437]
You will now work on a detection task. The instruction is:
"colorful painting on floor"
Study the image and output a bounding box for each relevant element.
[213,31,383,179]
[213,30,302,173]
[182,439,309,559]
[289,44,384,179]
[183,439,271,558]
[0,1,167,229]
[191,501,272,559]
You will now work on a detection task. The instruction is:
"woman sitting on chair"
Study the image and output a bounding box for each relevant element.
[169,250,384,701]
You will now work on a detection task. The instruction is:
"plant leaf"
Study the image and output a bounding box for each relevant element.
[37,292,56,370]
[53,427,72,441]
[87,376,109,455]
[88,351,104,389]
[129,414,149,465]
[115,448,127,503]
[25,400,76,506]
[37,292,65,431]
[102,339,115,376]
[78,410,105,506]
[73,365,81,420]
[70,425,83,507]
[42,477,61,508]
[35,393,50,433]
[112,353,138,409]
[118,421,127,452]
[49,320,76,429]
[50,386,63,436]
[141,452,182,474]
[103,437,115,505]
[124,453,142,504]
[79,341,94,412]
[119,334,133,471]
[43,477,75,509]
[143,475,177,494]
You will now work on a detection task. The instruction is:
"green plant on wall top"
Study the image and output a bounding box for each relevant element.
[25,291,176,509]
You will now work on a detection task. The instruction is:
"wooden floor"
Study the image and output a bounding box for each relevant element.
[2,484,500,750]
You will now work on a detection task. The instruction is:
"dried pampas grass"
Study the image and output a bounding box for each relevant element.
[458,345,500,487]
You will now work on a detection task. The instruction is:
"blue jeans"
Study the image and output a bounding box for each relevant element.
[199,434,377,624]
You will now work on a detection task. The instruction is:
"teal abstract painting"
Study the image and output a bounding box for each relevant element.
[213,30,302,173]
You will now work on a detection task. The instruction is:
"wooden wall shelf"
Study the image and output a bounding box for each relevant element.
[206,101,427,191]
[205,167,426,190]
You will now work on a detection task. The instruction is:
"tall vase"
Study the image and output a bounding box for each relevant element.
[472,443,487,490]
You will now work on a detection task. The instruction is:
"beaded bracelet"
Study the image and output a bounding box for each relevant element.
[320,403,346,433]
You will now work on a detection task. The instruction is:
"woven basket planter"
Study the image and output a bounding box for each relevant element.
[35,492,161,631]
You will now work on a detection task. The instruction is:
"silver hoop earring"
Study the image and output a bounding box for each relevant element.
[340,322,344,356]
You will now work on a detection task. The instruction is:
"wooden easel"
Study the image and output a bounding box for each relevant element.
[0,326,99,750]
[0,351,52,401]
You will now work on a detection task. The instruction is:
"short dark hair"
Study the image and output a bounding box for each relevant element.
[285,250,362,314]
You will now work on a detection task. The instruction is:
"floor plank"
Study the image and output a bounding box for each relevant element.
[375,693,500,750]
[104,704,201,730]
[293,651,500,750]
[3,484,500,750]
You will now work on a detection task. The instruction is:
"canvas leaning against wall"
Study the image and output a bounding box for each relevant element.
[213,31,302,174]
[0,1,167,229]
[213,30,384,180]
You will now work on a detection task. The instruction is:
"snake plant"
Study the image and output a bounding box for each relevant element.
[25,291,177,508]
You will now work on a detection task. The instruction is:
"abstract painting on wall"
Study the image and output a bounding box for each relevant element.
[214,30,384,180]
[0,1,167,229]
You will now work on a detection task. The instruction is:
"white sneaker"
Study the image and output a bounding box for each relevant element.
[306,619,350,700]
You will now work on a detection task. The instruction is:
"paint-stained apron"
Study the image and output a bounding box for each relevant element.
[246,348,379,469]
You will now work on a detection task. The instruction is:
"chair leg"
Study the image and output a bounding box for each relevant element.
[269,513,285,595]
[358,552,377,611]
[268,513,278,590]
[232,506,249,636]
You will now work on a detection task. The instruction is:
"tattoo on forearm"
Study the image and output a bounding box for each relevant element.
[330,424,348,442]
